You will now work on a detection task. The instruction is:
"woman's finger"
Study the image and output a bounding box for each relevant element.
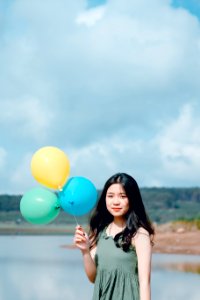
[74,235,87,243]
[75,233,86,240]
[75,226,86,234]
[75,229,85,235]
[75,229,87,238]
[74,234,86,241]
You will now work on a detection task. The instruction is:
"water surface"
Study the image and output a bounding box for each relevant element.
[0,236,199,300]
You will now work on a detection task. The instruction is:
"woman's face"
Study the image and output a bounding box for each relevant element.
[105,183,129,218]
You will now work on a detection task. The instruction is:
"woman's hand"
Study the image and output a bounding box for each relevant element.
[74,225,97,283]
[74,225,90,253]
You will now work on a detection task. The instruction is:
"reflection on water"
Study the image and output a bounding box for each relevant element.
[163,262,200,274]
[0,236,200,300]
[152,252,200,275]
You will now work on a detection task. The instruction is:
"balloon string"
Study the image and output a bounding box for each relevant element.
[73,215,79,226]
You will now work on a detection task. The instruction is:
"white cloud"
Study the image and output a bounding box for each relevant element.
[0,97,54,142]
[10,152,36,193]
[9,101,200,193]
[156,103,200,185]
[0,147,7,171]
[65,102,200,188]
[76,6,105,27]
[1,0,200,192]
[66,136,159,188]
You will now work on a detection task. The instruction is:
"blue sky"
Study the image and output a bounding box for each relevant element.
[1,0,200,193]
[172,0,200,19]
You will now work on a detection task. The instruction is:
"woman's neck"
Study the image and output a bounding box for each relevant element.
[108,218,126,237]
[112,217,126,227]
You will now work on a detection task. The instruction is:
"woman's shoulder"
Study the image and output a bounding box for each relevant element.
[131,227,151,247]
[136,227,150,236]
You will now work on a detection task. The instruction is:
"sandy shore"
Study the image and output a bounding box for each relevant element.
[0,222,199,255]
[152,222,200,255]
[153,230,200,255]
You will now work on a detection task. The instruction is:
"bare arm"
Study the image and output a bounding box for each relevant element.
[132,228,152,300]
[74,225,97,283]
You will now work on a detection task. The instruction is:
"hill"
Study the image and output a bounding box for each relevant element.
[0,187,200,225]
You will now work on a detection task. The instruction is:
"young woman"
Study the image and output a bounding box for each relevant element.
[74,173,154,300]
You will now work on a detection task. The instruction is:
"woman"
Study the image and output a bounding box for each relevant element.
[74,173,154,300]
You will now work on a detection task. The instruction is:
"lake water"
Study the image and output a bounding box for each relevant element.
[0,236,200,300]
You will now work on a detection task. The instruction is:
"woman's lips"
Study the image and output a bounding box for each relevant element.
[112,207,122,211]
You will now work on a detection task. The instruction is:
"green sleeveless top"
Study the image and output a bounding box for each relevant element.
[92,228,139,300]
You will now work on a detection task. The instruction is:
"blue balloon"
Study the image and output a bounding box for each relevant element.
[58,177,98,216]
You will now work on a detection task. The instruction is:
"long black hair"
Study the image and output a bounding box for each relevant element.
[89,173,154,251]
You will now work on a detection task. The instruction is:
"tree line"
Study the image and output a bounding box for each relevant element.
[0,187,200,224]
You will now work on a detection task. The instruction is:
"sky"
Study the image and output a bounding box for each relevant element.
[0,0,200,194]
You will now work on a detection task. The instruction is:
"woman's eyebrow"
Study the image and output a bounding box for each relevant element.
[107,192,126,195]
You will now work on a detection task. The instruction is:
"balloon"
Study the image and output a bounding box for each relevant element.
[31,146,70,190]
[20,187,60,224]
[58,176,98,216]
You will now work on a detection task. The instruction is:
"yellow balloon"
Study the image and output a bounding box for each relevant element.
[31,146,70,190]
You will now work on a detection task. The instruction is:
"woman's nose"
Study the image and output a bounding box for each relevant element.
[113,197,120,204]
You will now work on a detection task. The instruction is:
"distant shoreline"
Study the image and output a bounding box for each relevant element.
[0,222,200,255]
[0,223,76,236]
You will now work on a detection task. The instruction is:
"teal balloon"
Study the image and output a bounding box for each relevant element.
[59,177,98,216]
[20,187,60,224]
